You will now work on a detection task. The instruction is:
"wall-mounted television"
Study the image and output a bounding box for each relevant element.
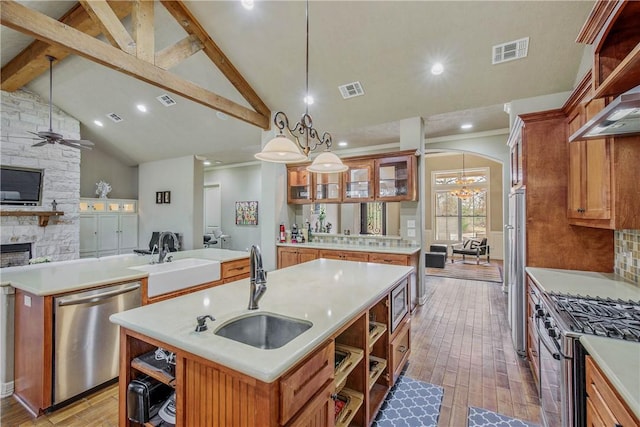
[0,166,43,206]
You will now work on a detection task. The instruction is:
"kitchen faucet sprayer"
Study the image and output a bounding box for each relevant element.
[248,245,267,310]
[157,232,179,263]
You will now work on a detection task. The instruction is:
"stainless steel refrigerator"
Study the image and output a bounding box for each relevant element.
[507,189,526,356]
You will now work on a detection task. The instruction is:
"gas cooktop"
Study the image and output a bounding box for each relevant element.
[548,293,640,342]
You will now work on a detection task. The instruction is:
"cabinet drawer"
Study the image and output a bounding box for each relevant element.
[280,341,334,425]
[222,258,250,279]
[286,380,334,427]
[390,317,410,385]
[369,253,408,265]
[585,356,637,427]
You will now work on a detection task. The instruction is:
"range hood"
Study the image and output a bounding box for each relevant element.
[569,85,640,142]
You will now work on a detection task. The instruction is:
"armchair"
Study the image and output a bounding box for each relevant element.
[451,238,490,265]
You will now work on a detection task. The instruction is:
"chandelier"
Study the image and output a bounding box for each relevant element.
[254,1,347,173]
[450,153,478,199]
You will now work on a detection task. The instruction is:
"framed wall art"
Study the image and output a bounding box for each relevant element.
[156,192,164,204]
[163,191,171,204]
[235,201,258,225]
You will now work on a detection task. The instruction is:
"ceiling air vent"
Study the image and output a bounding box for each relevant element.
[106,112,123,123]
[338,81,364,99]
[156,94,177,107]
[492,37,529,64]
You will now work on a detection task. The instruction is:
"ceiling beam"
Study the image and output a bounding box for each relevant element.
[160,0,271,121]
[155,35,203,70]
[78,0,135,54]
[1,0,270,129]
[132,0,154,63]
[1,1,132,91]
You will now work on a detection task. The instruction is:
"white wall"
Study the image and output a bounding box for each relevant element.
[138,155,202,250]
[80,145,138,199]
[204,164,262,252]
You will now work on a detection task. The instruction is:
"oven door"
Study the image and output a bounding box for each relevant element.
[390,280,408,333]
[536,312,573,427]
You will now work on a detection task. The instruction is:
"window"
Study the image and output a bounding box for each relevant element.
[433,167,488,242]
[360,202,386,235]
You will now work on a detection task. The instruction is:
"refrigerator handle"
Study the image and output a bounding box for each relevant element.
[505,225,514,230]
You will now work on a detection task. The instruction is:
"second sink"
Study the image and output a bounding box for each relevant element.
[215,313,312,349]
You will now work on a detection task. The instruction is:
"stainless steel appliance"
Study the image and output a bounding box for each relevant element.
[390,279,409,333]
[507,189,526,356]
[53,282,141,405]
[535,291,640,427]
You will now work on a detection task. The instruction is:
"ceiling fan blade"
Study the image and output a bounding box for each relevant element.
[62,139,95,146]
[27,130,42,137]
[60,140,92,150]
[32,141,49,147]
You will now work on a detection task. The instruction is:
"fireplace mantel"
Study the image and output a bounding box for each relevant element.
[0,211,64,227]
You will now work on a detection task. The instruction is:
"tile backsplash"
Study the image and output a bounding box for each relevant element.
[615,229,639,284]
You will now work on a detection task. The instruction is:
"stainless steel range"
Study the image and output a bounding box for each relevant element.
[536,292,640,427]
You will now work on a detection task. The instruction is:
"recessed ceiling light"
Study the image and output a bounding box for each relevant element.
[214,160,223,164]
[136,104,147,112]
[93,120,104,127]
[216,111,228,120]
[304,95,314,105]
[241,0,254,10]
[203,160,211,166]
[461,123,473,130]
[338,141,348,147]
[431,62,444,75]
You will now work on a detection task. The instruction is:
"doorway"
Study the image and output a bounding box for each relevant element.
[204,184,221,234]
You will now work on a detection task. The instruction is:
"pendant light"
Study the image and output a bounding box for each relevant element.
[255,1,347,173]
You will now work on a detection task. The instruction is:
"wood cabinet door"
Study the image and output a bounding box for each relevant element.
[288,165,312,204]
[568,139,611,221]
[298,248,318,264]
[375,155,416,201]
[278,248,301,269]
[343,160,374,202]
[314,171,342,203]
[369,253,409,266]
[341,251,369,262]
[318,250,343,261]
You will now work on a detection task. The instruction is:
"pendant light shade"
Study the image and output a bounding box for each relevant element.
[254,135,307,163]
[307,151,349,173]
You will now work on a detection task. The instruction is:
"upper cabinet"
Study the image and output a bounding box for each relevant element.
[375,154,417,201]
[577,0,640,98]
[287,166,312,204]
[286,150,419,204]
[343,159,375,202]
[562,1,640,229]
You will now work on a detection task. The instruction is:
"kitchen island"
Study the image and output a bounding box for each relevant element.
[111,258,414,426]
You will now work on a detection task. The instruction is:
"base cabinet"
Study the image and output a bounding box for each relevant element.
[278,246,418,272]
[278,247,319,269]
[80,212,138,257]
[585,355,639,427]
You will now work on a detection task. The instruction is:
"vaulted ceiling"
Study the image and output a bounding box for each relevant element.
[1,1,595,166]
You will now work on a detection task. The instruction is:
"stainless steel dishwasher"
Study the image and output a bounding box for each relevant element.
[53,282,141,405]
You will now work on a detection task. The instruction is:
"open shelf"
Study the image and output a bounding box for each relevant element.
[369,383,388,418]
[335,387,364,427]
[335,343,364,392]
[131,352,176,387]
[368,321,387,351]
[368,355,387,391]
[0,210,63,226]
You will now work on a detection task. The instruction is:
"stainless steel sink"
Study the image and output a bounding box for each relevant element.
[215,313,312,349]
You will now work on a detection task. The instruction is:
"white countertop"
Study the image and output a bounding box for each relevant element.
[0,248,249,296]
[525,267,640,301]
[110,258,414,383]
[580,335,640,420]
[526,267,640,420]
[277,242,420,255]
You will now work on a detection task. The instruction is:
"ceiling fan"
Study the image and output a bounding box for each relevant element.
[13,56,94,150]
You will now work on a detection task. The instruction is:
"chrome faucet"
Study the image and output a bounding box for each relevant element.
[158,231,180,263]
[248,245,267,310]
[149,244,159,264]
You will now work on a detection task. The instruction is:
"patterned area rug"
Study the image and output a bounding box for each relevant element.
[426,261,503,283]
[372,376,444,427]
[467,406,540,427]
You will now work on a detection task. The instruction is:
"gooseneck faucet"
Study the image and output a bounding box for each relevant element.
[248,245,267,310]
[158,231,180,263]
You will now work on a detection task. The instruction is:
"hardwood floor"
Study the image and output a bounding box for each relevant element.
[406,273,541,426]
[2,267,540,426]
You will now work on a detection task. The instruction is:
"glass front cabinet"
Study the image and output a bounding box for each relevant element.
[375,154,417,202]
[343,160,374,202]
[314,171,342,203]
[287,165,312,204]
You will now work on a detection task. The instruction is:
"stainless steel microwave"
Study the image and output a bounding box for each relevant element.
[390,279,409,333]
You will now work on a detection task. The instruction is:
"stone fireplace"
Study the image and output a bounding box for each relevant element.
[1,89,81,262]
[0,243,32,268]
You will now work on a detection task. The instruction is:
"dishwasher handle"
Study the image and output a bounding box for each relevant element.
[57,283,140,307]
